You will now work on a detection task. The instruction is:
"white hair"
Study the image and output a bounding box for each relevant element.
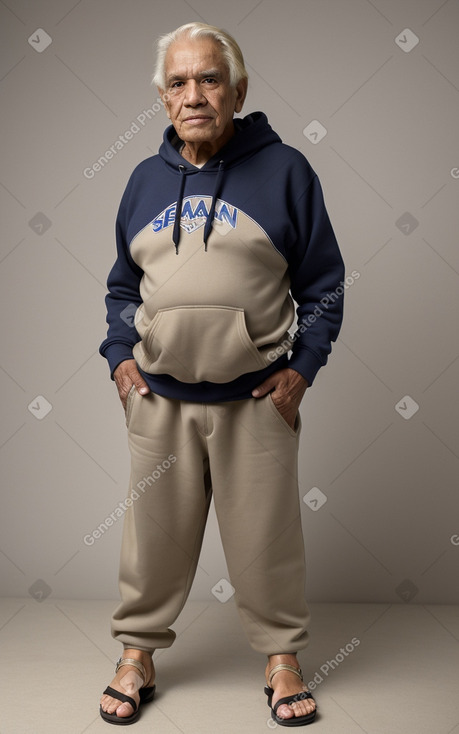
[152,22,248,89]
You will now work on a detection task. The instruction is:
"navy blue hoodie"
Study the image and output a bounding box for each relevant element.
[99,111,345,401]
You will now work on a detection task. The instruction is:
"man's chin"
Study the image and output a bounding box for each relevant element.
[179,129,217,144]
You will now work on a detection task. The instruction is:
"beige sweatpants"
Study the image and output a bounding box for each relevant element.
[111,388,310,655]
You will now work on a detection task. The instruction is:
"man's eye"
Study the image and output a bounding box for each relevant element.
[203,78,216,84]
[171,81,183,88]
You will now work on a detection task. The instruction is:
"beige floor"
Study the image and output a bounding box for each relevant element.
[0,598,458,733]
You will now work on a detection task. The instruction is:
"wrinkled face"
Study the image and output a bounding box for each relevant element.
[159,36,246,147]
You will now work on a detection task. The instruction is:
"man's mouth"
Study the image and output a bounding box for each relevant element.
[184,116,213,124]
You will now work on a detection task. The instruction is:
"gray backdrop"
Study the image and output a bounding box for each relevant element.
[1,0,458,605]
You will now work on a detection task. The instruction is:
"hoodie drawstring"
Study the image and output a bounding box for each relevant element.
[173,160,225,254]
[173,165,186,254]
[203,160,224,252]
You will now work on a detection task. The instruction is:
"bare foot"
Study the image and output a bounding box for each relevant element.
[100,649,155,720]
[266,653,316,721]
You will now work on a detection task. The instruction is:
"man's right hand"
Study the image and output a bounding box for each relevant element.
[113,359,150,410]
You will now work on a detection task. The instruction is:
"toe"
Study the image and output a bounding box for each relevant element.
[115,701,134,718]
[275,696,316,720]
[100,694,111,712]
[291,698,315,718]
[100,694,134,717]
[276,703,294,719]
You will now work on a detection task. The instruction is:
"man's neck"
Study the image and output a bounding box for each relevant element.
[180,123,235,166]
[180,142,212,166]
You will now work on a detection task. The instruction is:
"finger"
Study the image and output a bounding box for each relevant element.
[252,376,277,397]
[128,369,150,395]
[115,375,134,400]
[117,385,132,409]
[114,361,150,397]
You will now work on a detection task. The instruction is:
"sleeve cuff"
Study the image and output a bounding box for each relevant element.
[102,344,135,380]
[288,348,325,387]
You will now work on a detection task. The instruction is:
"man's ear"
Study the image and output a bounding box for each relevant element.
[158,88,171,119]
[234,77,248,114]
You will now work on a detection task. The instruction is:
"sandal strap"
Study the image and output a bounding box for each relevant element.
[115,657,147,684]
[267,663,303,688]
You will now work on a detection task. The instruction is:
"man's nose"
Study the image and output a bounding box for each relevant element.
[184,80,206,106]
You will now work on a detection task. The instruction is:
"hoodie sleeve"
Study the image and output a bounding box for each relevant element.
[99,189,144,378]
[286,173,345,386]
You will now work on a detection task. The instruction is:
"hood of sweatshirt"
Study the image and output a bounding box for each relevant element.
[158,112,282,252]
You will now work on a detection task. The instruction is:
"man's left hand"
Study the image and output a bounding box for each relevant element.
[252,368,309,429]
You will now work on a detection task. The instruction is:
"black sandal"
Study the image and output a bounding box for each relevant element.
[100,657,156,725]
[264,663,317,727]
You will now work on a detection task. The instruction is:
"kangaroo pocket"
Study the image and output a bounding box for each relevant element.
[133,305,268,383]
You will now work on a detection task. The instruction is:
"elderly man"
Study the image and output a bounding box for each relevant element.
[99,22,344,727]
